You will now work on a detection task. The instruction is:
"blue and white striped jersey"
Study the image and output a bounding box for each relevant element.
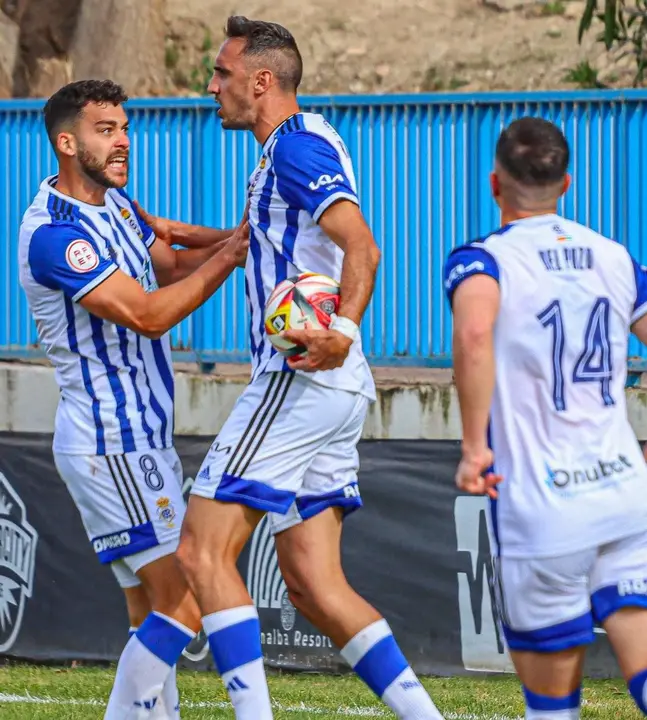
[19,177,174,456]
[246,112,376,401]
[444,214,647,559]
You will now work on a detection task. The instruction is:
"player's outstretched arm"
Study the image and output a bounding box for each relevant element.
[446,266,503,498]
[80,222,249,338]
[451,275,500,455]
[147,209,249,286]
[133,200,238,250]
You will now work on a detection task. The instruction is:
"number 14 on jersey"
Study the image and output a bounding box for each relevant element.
[537,297,614,412]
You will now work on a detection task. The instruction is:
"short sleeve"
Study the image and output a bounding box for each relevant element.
[272,132,359,222]
[114,188,156,247]
[443,243,500,306]
[28,224,118,302]
[631,255,647,322]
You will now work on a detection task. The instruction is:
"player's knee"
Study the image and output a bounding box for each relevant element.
[175,533,204,583]
[628,668,647,714]
[283,571,342,618]
[176,531,232,588]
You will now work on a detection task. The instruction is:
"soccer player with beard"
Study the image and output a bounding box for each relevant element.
[18,80,249,719]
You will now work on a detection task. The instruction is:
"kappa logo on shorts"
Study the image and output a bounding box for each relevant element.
[0,472,38,653]
[246,516,296,632]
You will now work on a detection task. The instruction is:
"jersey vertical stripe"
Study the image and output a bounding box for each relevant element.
[64,295,106,454]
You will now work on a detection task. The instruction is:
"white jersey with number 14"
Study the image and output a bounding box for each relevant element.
[444,214,647,559]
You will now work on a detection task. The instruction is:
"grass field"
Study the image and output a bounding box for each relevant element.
[0,663,641,719]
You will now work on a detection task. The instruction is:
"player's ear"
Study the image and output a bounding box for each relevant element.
[56,131,77,158]
[254,68,273,96]
[561,173,572,197]
[490,171,500,199]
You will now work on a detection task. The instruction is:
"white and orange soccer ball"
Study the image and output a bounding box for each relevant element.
[264,272,340,359]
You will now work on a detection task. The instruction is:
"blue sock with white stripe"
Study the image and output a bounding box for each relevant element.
[203,605,272,720]
[129,626,180,718]
[523,687,581,718]
[340,619,443,719]
[628,669,647,715]
[105,613,194,719]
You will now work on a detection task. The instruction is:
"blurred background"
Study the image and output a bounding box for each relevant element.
[0,0,640,100]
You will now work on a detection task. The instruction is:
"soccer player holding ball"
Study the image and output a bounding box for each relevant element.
[145,15,445,720]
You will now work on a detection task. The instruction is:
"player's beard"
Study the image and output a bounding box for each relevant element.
[77,145,128,189]
[217,96,255,130]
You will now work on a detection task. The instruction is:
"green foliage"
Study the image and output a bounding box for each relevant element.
[543,1,566,16]
[189,31,214,95]
[578,0,647,85]
[564,60,605,88]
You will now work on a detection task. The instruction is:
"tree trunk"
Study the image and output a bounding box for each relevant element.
[70,0,167,96]
[0,9,19,97]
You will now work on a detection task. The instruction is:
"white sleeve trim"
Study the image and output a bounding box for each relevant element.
[72,265,119,302]
[312,192,359,223]
[632,301,647,324]
[145,232,156,248]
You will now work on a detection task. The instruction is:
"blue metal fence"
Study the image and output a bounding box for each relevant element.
[2,90,647,367]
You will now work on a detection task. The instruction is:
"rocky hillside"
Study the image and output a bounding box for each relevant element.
[0,0,636,99]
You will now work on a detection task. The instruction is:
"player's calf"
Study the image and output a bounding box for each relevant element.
[507,645,585,720]
[124,586,181,719]
[601,606,647,716]
[276,509,444,720]
[105,554,200,720]
[176,496,273,720]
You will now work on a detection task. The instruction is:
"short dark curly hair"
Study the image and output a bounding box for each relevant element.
[225,16,302,91]
[43,79,128,148]
[496,117,570,187]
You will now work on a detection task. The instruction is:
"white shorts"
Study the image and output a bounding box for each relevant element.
[55,448,186,589]
[191,371,368,534]
[495,530,647,653]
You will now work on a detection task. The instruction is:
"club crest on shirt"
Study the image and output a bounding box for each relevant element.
[120,208,144,240]
[156,497,176,528]
[249,156,268,194]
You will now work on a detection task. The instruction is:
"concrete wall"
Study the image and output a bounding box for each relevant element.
[3,360,647,440]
